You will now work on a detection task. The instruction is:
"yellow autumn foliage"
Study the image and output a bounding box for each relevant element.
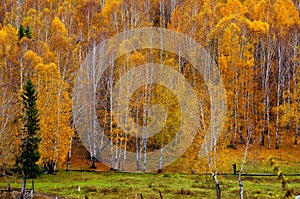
[34,62,73,167]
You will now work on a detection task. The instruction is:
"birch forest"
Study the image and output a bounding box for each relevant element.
[1,0,300,173]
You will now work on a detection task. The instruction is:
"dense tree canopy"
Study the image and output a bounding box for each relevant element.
[0,0,300,172]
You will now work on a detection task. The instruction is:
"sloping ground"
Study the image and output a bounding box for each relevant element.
[68,133,110,171]
[68,132,300,174]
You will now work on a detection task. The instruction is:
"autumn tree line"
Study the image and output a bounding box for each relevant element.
[0,0,300,172]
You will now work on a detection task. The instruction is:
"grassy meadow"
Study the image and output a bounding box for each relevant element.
[1,169,300,199]
[1,144,300,198]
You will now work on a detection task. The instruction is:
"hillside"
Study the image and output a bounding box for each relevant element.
[0,0,300,173]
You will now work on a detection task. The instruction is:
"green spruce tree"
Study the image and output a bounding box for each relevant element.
[18,25,32,40]
[25,25,32,39]
[18,25,25,40]
[16,79,42,199]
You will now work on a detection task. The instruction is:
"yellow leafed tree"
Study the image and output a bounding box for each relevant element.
[34,62,73,173]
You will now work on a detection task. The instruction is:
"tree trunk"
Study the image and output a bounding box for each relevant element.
[143,136,148,172]
[295,123,299,145]
[212,173,221,199]
[246,127,252,144]
[21,177,26,199]
[135,101,141,171]
[267,95,271,149]
[116,140,122,171]
[122,136,127,171]
[238,173,243,199]
[136,135,141,170]
[275,75,281,149]
[31,179,34,193]
[292,31,299,145]
[44,161,56,174]
[158,148,164,173]
[109,63,115,169]
[91,156,96,169]
[238,127,245,145]
[261,130,265,146]
[66,137,73,171]
[275,45,285,150]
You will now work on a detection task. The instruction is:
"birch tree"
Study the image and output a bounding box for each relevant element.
[34,63,73,173]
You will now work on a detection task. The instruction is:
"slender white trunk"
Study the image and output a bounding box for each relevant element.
[143,135,148,172]
[92,43,98,168]
[21,177,26,199]
[20,58,23,89]
[66,137,73,171]
[234,73,239,145]
[260,37,274,149]
[142,75,149,172]
[238,173,243,199]
[135,103,141,170]
[158,148,163,171]
[139,137,143,165]
[267,95,271,149]
[109,63,114,168]
[292,31,299,145]
[238,136,250,199]
[212,173,221,199]
[122,134,127,171]
[296,123,299,145]
[275,46,283,149]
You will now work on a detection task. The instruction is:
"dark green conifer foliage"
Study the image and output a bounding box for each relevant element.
[18,25,32,40]
[16,79,42,187]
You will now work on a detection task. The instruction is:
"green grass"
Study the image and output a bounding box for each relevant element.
[1,171,300,199]
[241,159,300,174]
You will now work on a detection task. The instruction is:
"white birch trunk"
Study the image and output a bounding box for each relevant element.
[21,177,26,199]
[66,137,73,171]
[212,173,221,199]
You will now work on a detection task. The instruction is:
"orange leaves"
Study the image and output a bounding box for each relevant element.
[23,50,43,69]
[0,26,18,55]
[1,0,300,171]
[34,62,73,167]
[50,17,67,36]
[273,0,300,35]
[253,0,276,23]
[0,29,8,44]
[221,0,248,17]
[49,17,68,51]
[101,0,122,17]
[0,29,8,56]
[253,0,300,36]
[247,20,269,35]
